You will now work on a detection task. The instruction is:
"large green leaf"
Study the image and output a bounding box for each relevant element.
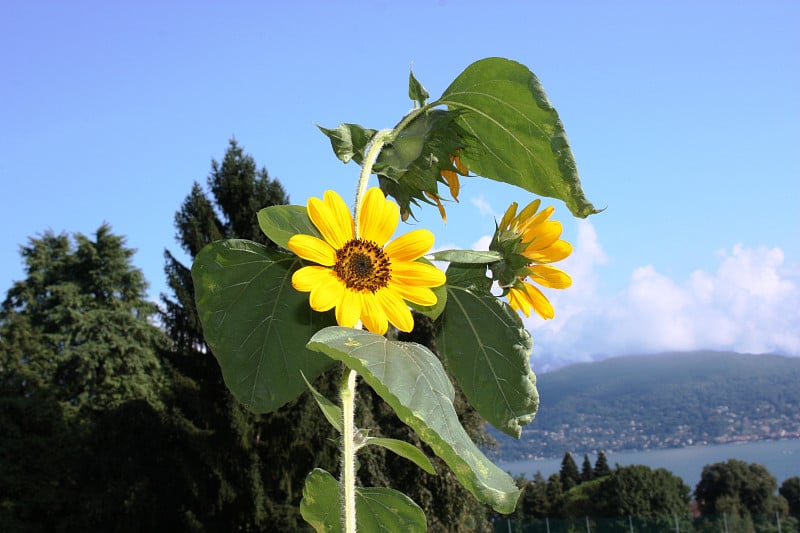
[192,239,336,413]
[436,264,539,439]
[301,468,426,533]
[307,327,521,513]
[257,204,322,250]
[438,57,599,218]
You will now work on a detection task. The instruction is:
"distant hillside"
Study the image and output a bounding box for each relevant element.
[489,351,800,460]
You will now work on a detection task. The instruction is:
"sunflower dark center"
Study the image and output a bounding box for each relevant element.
[334,238,392,292]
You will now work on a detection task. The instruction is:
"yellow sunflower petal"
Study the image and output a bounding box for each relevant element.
[336,288,361,328]
[528,265,573,289]
[377,288,414,332]
[288,234,336,266]
[360,292,388,335]
[358,187,398,245]
[308,272,346,312]
[308,191,353,249]
[507,286,531,317]
[523,220,563,251]
[521,281,555,319]
[387,280,438,306]
[515,199,542,228]
[499,202,518,231]
[292,265,334,293]
[384,230,435,262]
[524,239,572,264]
[390,261,446,287]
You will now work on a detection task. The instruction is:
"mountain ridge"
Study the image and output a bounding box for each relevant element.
[489,351,800,460]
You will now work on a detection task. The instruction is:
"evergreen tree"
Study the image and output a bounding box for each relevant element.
[545,473,566,517]
[594,450,611,478]
[581,453,593,483]
[0,225,170,531]
[559,452,581,490]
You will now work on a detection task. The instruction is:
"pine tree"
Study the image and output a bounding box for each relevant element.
[559,452,581,490]
[0,225,171,530]
[581,453,593,483]
[594,450,612,478]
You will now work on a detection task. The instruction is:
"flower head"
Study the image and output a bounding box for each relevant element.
[288,188,446,335]
[490,199,572,319]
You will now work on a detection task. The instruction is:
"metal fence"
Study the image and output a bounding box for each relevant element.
[494,513,800,533]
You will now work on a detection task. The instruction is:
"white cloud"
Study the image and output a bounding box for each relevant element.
[470,195,496,217]
[523,222,800,371]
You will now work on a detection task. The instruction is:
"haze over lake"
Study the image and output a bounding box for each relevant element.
[498,439,800,488]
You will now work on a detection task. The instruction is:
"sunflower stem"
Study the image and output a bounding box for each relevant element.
[340,365,358,533]
[354,128,392,238]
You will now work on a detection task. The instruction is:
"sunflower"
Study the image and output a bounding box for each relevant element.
[288,187,446,335]
[492,199,572,319]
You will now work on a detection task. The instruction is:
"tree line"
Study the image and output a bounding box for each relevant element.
[1,140,798,532]
[502,451,800,531]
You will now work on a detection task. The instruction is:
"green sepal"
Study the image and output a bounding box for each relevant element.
[301,468,426,533]
[428,249,502,264]
[365,437,436,475]
[436,265,539,438]
[302,371,342,433]
[408,68,429,107]
[306,327,521,513]
[191,239,336,413]
[257,204,322,250]
[439,57,599,218]
[318,123,378,165]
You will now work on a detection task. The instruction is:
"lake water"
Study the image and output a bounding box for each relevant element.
[497,439,800,488]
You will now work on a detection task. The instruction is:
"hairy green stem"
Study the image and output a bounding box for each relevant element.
[340,366,358,533]
[353,128,392,238]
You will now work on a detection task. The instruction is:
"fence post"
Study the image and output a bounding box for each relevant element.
[723,512,729,533]
[506,517,511,533]
[674,513,679,532]
[546,517,551,533]
[628,515,634,533]
[776,511,782,533]
[585,515,591,533]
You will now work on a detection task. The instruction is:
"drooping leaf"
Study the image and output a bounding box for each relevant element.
[408,68,429,107]
[318,123,378,165]
[192,239,336,413]
[436,266,539,438]
[365,437,436,475]
[302,372,342,433]
[301,469,426,533]
[428,249,502,264]
[257,204,322,250]
[438,57,599,218]
[307,327,521,513]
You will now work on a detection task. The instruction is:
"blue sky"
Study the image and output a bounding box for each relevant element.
[2,1,798,369]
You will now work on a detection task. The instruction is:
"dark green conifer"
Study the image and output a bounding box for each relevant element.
[559,451,580,490]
